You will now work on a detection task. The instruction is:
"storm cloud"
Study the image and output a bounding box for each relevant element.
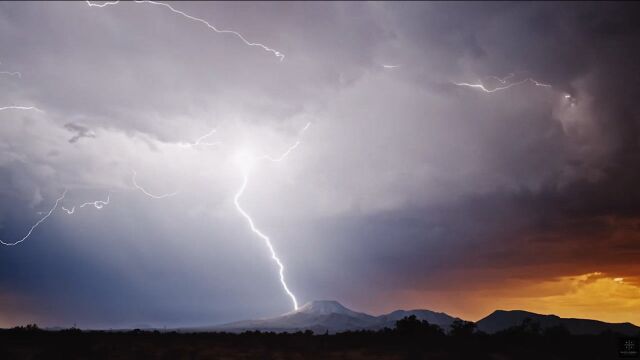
[1,2,640,328]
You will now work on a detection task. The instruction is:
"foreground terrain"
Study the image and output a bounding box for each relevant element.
[0,317,632,360]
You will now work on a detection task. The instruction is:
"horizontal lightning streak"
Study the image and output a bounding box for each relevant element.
[85,1,284,61]
[0,71,22,78]
[453,78,551,93]
[61,194,111,215]
[0,106,43,112]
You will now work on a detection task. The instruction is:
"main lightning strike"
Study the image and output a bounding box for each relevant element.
[131,170,179,199]
[232,122,311,311]
[233,171,299,310]
[85,1,285,61]
[0,190,67,246]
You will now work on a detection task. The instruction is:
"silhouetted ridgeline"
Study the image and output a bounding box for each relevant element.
[477,309,640,335]
[206,301,640,336]
[0,316,636,359]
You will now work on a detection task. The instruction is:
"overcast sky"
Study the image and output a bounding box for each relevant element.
[1,1,640,328]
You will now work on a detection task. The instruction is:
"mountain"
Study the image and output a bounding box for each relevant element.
[477,310,640,335]
[209,300,458,334]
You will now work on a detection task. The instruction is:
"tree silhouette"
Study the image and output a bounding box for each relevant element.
[449,319,476,336]
[395,315,444,337]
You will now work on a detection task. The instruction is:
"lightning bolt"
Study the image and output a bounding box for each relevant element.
[131,170,179,199]
[233,171,299,310]
[0,71,21,78]
[0,190,67,246]
[85,1,285,61]
[232,122,311,311]
[453,76,551,93]
[61,194,110,215]
[0,106,43,112]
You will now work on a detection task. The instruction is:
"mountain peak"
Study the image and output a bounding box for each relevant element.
[296,300,354,315]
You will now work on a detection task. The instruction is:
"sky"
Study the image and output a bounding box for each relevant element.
[1,1,640,329]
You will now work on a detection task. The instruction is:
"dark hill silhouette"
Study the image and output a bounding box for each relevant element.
[477,309,639,335]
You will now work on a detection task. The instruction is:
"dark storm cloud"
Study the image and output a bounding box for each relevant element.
[64,123,96,143]
[1,2,640,327]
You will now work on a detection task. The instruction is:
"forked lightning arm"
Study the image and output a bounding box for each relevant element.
[0,190,67,246]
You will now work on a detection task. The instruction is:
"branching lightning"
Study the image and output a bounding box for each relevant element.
[232,122,311,311]
[131,170,179,199]
[177,128,221,148]
[61,194,110,215]
[0,190,67,246]
[258,123,310,162]
[85,1,285,61]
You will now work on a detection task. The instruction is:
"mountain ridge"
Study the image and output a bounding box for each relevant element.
[185,300,639,335]
[206,300,457,334]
